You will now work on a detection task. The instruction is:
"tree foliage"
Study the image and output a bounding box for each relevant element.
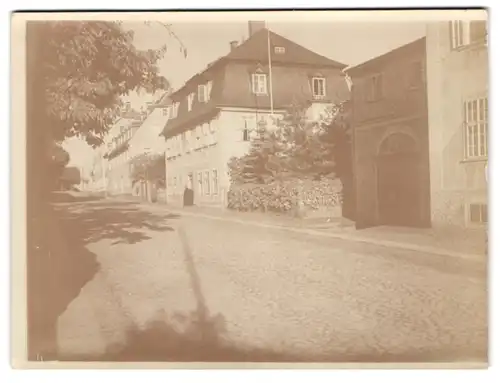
[129,153,166,186]
[228,121,289,184]
[36,21,170,146]
[228,101,351,185]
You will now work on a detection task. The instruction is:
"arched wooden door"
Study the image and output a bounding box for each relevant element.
[377,133,422,227]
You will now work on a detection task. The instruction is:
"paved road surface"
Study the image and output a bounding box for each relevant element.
[38,195,487,363]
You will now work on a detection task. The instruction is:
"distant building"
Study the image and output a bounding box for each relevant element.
[161,21,350,207]
[127,93,171,201]
[426,18,488,228]
[88,105,143,194]
[103,108,145,195]
[347,37,431,228]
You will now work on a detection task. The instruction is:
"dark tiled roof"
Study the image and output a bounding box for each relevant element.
[217,66,350,110]
[227,29,347,69]
[161,104,220,138]
[346,37,426,76]
[170,28,347,99]
[153,92,172,108]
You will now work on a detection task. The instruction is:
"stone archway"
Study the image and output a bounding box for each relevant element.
[376,132,423,227]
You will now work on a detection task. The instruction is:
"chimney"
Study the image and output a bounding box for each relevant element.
[248,21,266,37]
[229,40,238,51]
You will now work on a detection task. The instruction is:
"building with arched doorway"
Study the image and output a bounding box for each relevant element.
[347,37,431,229]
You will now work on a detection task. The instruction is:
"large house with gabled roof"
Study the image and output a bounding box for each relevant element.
[161,21,350,207]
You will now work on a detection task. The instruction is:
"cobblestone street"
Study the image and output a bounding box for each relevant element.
[31,193,487,363]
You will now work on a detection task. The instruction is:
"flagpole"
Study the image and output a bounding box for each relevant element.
[266,25,274,116]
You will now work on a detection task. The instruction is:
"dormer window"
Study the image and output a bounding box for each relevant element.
[198,84,209,103]
[198,85,206,103]
[171,102,179,118]
[312,77,326,99]
[187,93,195,112]
[274,46,285,54]
[252,73,268,95]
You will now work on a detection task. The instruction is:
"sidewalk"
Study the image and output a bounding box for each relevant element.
[108,195,487,261]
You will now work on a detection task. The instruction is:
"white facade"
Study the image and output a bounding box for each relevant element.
[164,103,332,207]
[426,18,488,227]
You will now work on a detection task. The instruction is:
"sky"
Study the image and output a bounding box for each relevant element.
[64,19,426,168]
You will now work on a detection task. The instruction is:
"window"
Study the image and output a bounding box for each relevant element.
[198,84,208,103]
[208,122,217,145]
[212,169,218,195]
[243,120,250,141]
[312,77,326,99]
[470,203,488,224]
[171,102,179,118]
[450,20,487,50]
[274,46,285,54]
[408,61,424,89]
[207,81,213,99]
[464,97,488,159]
[204,171,210,195]
[187,93,195,112]
[365,74,384,102]
[185,130,192,152]
[163,107,170,117]
[182,132,187,153]
[195,125,202,149]
[197,172,203,195]
[252,73,268,95]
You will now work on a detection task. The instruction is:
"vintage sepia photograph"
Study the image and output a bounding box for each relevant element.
[11,9,489,368]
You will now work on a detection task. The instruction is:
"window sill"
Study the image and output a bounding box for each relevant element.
[460,157,487,164]
[451,40,488,53]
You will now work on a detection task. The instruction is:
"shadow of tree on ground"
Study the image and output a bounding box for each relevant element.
[27,192,179,361]
[52,194,179,245]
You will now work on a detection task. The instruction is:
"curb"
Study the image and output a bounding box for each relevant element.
[166,208,485,262]
[100,195,485,262]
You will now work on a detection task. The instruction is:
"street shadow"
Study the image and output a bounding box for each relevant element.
[62,309,308,362]
[52,195,180,246]
[27,192,180,361]
[50,191,105,204]
[27,203,100,361]
[56,221,306,363]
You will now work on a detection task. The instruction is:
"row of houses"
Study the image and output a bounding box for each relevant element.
[87,18,488,230]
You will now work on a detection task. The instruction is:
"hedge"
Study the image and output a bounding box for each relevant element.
[227,178,343,215]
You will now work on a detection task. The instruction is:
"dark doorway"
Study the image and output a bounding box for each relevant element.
[376,133,423,227]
